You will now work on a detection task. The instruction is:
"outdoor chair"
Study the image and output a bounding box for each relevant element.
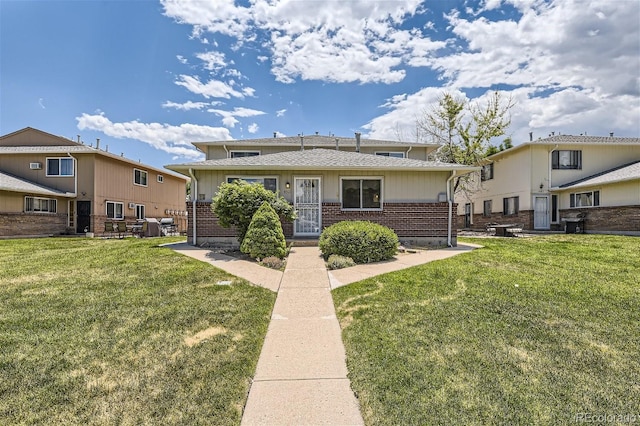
[132,221,148,238]
[116,222,127,238]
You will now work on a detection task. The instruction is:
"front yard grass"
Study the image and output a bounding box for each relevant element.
[0,237,275,425]
[333,235,640,425]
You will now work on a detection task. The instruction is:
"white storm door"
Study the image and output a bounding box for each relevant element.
[533,195,550,230]
[294,177,321,236]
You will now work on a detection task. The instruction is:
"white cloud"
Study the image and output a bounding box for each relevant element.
[76,112,231,160]
[176,55,188,64]
[162,100,209,111]
[276,109,287,117]
[365,0,640,143]
[208,107,266,128]
[247,123,259,133]
[174,74,250,99]
[161,0,445,84]
[196,51,227,71]
[38,98,46,109]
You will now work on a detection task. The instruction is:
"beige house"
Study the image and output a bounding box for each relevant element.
[457,135,640,234]
[0,127,189,237]
[167,133,478,247]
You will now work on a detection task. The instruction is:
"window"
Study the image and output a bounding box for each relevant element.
[375,152,404,158]
[46,158,74,176]
[483,200,492,217]
[552,150,582,169]
[25,196,57,213]
[570,190,599,208]
[481,163,494,181]
[134,169,148,186]
[230,151,260,158]
[341,178,382,210]
[135,204,145,220]
[503,196,519,216]
[157,175,164,183]
[106,201,124,219]
[227,176,277,192]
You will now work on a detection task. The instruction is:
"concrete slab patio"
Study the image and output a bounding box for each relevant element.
[168,242,480,425]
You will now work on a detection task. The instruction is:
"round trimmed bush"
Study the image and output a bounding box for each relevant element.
[240,201,287,260]
[319,221,398,264]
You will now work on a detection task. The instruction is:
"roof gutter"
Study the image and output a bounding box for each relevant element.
[446,170,457,247]
[189,168,197,246]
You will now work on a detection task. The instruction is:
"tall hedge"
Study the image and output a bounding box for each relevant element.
[240,202,287,260]
[211,180,295,243]
[319,221,398,264]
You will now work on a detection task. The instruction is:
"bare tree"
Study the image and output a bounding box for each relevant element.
[418,91,515,194]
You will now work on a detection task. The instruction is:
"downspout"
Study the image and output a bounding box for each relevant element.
[548,144,558,189]
[406,145,412,158]
[446,170,457,247]
[66,153,78,196]
[223,145,229,158]
[189,168,198,246]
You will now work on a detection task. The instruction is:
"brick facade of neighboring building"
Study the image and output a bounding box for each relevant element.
[0,212,69,237]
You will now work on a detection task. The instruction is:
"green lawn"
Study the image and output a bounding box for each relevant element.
[333,235,640,425]
[0,237,275,425]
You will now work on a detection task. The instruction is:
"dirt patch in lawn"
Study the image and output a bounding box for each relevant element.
[184,326,227,347]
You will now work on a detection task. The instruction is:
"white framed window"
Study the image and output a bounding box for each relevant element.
[157,175,164,183]
[481,163,494,181]
[375,152,404,158]
[503,196,519,216]
[25,196,57,213]
[226,176,278,192]
[552,150,582,170]
[570,190,599,208]
[230,151,260,158]
[46,157,74,177]
[135,204,145,219]
[134,169,148,186]
[106,201,124,219]
[340,177,383,210]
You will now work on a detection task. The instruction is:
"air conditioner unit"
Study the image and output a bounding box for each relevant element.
[128,202,136,209]
[29,162,42,170]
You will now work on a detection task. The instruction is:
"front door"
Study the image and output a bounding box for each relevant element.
[77,201,91,233]
[533,195,550,230]
[294,177,321,236]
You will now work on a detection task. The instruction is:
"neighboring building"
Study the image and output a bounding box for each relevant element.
[166,133,478,247]
[457,134,640,234]
[0,127,189,237]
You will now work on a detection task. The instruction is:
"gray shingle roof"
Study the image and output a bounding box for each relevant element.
[0,171,75,197]
[192,134,435,148]
[532,135,640,145]
[555,161,640,190]
[166,148,478,173]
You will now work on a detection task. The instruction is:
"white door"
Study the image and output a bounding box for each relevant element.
[533,196,550,230]
[294,177,321,236]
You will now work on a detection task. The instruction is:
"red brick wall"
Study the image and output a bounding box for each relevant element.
[188,201,457,245]
[322,202,454,238]
[0,212,69,237]
[559,206,640,233]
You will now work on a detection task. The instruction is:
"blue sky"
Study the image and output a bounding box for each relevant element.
[1,0,638,170]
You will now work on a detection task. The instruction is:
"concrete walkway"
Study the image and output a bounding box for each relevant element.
[169,242,480,425]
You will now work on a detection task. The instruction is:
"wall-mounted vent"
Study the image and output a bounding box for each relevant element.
[128,202,136,209]
[29,162,42,170]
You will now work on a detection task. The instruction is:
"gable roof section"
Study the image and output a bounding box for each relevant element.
[0,171,75,197]
[0,145,188,181]
[488,135,640,161]
[553,161,640,190]
[192,134,436,151]
[0,127,79,147]
[166,148,478,173]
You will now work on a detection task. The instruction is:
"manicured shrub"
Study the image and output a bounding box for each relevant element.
[240,202,287,260]
[319,221,398,264]
[326,254,356,270]
[212,180,295,244]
